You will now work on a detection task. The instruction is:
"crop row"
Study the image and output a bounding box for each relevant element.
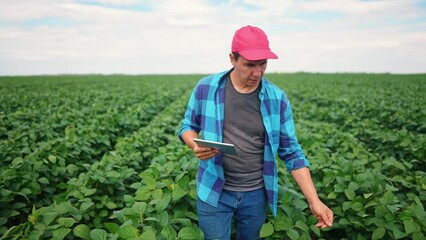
[0,75,198,238]
[272,73,425,188]
[1,87,203,239]
[269,73,426,135]
[261,73,426,239]
[1,76,187,162]
[290,93,425,165]
[258,117,426,239]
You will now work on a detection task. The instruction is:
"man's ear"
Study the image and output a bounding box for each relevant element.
[229,53,236,66]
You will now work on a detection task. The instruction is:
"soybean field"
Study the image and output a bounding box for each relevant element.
[0,73,425,240]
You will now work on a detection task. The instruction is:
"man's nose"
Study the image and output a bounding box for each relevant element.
[253,66,263,77]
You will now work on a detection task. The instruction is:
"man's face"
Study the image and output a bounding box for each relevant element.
[230,53,268,89]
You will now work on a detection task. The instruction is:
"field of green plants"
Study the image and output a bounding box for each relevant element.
[0,73,425,240]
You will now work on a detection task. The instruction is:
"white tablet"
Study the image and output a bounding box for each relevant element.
[193,138,238,156]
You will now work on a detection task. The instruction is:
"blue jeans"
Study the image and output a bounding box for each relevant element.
[197,188,267,240]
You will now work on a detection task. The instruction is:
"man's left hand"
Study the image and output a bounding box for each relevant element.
[309,200,334,228]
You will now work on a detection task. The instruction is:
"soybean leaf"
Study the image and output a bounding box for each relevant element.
[161,225,177,240]
[140,229,156,240]
[177,226,203,240]
[274,216,293,231]
[73,224,91,240]
[52,227,71,240]
[404,219,420,234]
[58,217,77,228]
[156,196,171,212]
[104,222,120,234]
[293,199,308,210]
[135,187,151,201]
[118,225,138,239]
[281,191,293,204]
[79,201,94,213]
[131,202,147,215]
[172,184,188,202]
[327,192,337,199]
[286,228,300,240]
[90,229,108,240]
[48,155,57,164]
[105,201,117,210]
[344,189,355,201]
[392,227,407,239]
[413,232,426,240]
[372,227,386,240]
[295,220,309,232]
[38,177,49,184]
[351,202,364,212]
[42,212,58,225]
[259,222,274,238]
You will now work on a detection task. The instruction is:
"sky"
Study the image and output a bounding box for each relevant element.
[1,0,426,76]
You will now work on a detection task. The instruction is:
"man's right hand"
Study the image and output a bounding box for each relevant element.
[181,130,220,160]
[193,145,220,160]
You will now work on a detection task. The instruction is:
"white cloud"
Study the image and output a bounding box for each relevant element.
[80,0,151,6]
[297,0,386,15]
[296,0,418,16]
[0,1,65,21]
[0,0,425,75]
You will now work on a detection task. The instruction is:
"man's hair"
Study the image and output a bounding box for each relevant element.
[232,52,240,61]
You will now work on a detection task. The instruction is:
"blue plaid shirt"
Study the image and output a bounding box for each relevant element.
[178,69,310,216]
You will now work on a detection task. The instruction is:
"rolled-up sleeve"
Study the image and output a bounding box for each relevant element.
[277,97,310,171]
[178,85,201,142]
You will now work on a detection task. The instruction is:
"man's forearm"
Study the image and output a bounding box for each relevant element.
[181,130,199,150]
[291,167,320,205]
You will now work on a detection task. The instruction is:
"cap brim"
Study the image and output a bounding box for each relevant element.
[238,49,278,61]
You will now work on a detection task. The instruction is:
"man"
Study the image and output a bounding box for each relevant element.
[178,25,333,240]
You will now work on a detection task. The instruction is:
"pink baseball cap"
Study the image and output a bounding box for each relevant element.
[231,25,278,61]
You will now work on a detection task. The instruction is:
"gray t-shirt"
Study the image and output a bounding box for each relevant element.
[222,76,265,191]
